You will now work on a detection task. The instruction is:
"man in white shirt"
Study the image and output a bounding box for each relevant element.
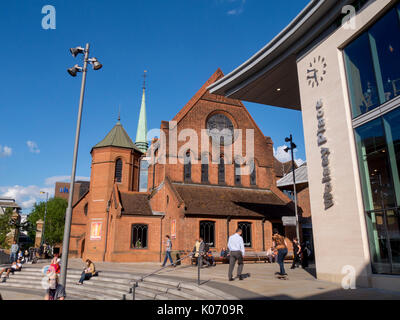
[227,228,245,281]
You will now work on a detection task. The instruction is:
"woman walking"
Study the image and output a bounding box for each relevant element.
[162,235,175,267]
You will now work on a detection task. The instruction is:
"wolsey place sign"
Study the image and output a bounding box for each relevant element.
[316,99,334,210]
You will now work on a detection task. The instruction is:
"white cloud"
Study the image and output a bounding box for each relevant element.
[274,145,305,167]
[27,141,40,154]
[0,145,12,158]
[0,175,90,213]
[44,175,90,186]
[217,0,246,16]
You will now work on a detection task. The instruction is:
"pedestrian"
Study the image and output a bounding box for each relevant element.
[24,250,29,263]
[290,238,301,269]
[272,229,288,276]
[77,259,96,285]
[301,241,310,268]
[10,241,19,263]
[45,274,66,300]
[161,235,175,267]
[227,228,245,281]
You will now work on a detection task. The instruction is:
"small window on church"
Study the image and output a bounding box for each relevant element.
[218,156,225,184]
[131,224,148,249]
[238,222,252,247]
[250,160,257,186]
[84,203,88,216]
[184,151,191,182]
[200,221,215,248]
[115,158,123,183]
[201,153,209,183]
[234,159,241,185]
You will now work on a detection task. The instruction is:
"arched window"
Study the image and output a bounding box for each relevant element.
[200,221,215,248]
[201,153,209,183]
[184,151,192,182]
[131,224,148,249]
[115,158,123,183]
[250,160,257,186]
[238,222,252,247]
[218,156,225,184]
[234,159,241,185]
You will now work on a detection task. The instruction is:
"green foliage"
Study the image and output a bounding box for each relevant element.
[27,197,68,246]
[0,207,13,249]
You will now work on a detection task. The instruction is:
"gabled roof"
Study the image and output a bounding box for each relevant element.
[173,68,245,123]
[172,183,294,219]
[119,192,153,216]
[274,158,298,178]
[93,121,142,152]
[277,163,308,187]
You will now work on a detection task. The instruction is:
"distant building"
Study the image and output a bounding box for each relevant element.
[54,181,90,204]
[0,198,22,245]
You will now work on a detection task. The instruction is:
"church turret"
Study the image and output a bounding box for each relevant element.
[135,71,149,153]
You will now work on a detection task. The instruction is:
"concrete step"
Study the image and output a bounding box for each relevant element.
[3,267,236,300]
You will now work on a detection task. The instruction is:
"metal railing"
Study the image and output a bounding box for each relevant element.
[127,252,200,300]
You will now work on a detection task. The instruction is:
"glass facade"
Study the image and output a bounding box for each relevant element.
[355,108,400,275]
[347,5,400,275]
[345,5,400,118]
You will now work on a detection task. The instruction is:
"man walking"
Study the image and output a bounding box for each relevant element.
[162,235,175,267]
[10,241,19,263]
[227,228,245,281]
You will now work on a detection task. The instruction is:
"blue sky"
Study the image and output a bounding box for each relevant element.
[0,0,309,212]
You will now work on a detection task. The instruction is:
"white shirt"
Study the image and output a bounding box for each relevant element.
[228,233,245,256]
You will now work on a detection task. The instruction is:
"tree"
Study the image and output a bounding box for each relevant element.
[27,197,68,246]
[0,208,13,249]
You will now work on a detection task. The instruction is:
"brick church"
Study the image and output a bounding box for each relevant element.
[69,69,297,263]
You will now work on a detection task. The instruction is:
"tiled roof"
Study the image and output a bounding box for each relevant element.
[274,158,297,178]
[0,202,21,209]
[277,164,308,187]
[93,121,142,152]
[172,183,294,219]
[119,192,153,216]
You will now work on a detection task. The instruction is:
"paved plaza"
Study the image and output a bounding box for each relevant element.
[1,259,400,300]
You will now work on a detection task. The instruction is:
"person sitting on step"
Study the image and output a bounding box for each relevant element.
[77,259,96,285]
[0,259,23,280]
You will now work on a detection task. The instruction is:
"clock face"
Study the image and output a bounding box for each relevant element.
[307,56,327,88]
[206,114,235,146]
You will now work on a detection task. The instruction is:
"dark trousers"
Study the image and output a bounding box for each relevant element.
[291,253,301,268]
[228,251,243,279]
[79,272,92,284]
[277,248,288,275]
[10,253,16,263]
[162,251,174,266]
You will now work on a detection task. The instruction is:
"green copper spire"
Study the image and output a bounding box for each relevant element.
[135,71,148,153]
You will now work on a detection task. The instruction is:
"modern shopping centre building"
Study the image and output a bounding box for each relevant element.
[210,0,400,290]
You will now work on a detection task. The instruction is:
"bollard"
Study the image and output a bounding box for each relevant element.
[197,256,201,285]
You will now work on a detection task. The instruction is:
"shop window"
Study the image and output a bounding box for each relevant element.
[200,221,215,248]
[344,6,400,118]
[131,224,148,249]
[238,222,252,247]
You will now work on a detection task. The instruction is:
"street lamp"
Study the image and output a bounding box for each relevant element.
[60,43,102,288]
[284,134,300,242]
[39,191,49,246]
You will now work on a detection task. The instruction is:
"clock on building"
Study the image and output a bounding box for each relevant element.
[307,56,327,88]
[206,114,235,146]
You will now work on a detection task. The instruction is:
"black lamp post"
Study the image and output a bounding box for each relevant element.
[284,134,300,241]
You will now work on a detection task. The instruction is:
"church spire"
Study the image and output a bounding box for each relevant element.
[135,70,148,153]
